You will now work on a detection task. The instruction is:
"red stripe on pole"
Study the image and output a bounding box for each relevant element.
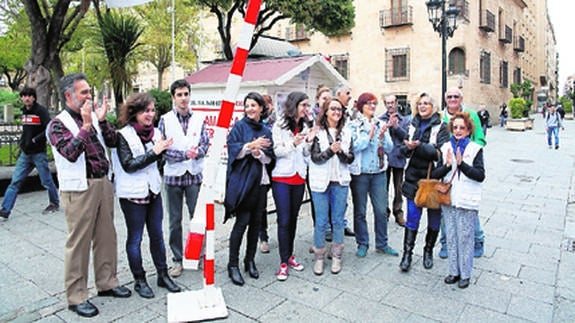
[217,101,235,128]
[206,204,214,230]
[230,48,249,76]
[204,258,215,285]
[245,0,261,25]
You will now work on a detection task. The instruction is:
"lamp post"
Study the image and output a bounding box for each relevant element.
[425,0,460,109]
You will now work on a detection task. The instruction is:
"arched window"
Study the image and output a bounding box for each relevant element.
[448,48,466,75]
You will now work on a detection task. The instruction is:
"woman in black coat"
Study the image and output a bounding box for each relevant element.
[224,92,275,286]
[398,92,449,272]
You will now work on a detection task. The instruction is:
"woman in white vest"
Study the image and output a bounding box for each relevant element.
[435,112,485,289]
[112,93,181,298]
[309,98,354,275]
[271,91,315,281]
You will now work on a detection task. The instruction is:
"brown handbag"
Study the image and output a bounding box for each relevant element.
[414,162,456,209]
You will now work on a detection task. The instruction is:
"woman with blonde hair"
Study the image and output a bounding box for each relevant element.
[398,92,449,272]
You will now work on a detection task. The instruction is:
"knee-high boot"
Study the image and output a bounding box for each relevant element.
[400,228,417,272]
[423,228,439,269]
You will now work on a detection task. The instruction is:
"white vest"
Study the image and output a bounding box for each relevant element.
[161,111,205,177]
[271,119,309,179]
[308,127,352,192]
[50,110,110,192]
[440,141,483,210]
[112,126,162,198]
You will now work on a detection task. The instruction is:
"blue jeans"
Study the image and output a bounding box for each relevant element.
[272,181,305,264]
[165,183,201,264]
[2,152,59,212]
[547,126,559,146]
[405,199,441,231]
[312,183,348,248]
[350,172,389,250]
[119,195,167,276]
[440,213,484,246]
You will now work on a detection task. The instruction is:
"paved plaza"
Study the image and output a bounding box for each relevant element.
[1,113,575,322]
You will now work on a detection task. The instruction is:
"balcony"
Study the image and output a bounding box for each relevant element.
[379,6,413,29]
[499,25,512,43]
[514,36,525,52]
[285,24,310,42]
[452,0,470,21]
[479,9,495,32]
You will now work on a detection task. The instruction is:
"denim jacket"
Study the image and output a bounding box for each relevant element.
[349,116,392,174]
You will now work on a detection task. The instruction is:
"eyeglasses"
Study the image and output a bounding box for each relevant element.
[329,106,343,112]
[446,95,460,99]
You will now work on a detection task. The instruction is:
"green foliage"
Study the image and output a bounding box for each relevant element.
[0,89,19,107]
[136,0,199,90]
[95,10,144,112]
[189,0,355,60]
[0,13,31,90]
[149,88,172,125]
[508,97,526,119]
[560,95,573,113]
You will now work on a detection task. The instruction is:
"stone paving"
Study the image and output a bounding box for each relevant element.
[1,113,574,322]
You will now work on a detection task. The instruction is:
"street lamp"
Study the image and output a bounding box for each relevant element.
[425,0,460,109]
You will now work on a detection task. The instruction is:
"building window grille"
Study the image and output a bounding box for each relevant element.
[500,61,508,88]
[480,51,491,84]
[385,47,410,82]
[331,54,349,80]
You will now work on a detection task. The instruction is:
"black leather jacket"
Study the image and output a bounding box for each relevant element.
[117,132,163,174]
[399,113,449,199]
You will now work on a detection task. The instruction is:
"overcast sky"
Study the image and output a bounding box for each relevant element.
[548,0,572,95]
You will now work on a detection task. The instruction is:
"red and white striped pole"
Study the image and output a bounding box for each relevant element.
[169,1,263,321]
[183,0,262,281]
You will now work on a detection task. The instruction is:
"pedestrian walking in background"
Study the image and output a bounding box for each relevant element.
[48,73,131,318]
[349,92,398,258]
[399,92,449,272]
[477,104,491,136]
[0,87,59,219]
[224,92,275,286]
[309,98,354,275]
[499,103,508,127]
[112,93,181,299]
[158,79,210,278]
[271,91,316,281]
[545,102,564,149]
[434,112,485,289]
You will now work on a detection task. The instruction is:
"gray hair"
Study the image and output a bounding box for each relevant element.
[60,73,88,107]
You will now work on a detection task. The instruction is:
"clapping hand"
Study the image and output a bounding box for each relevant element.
[153,137,174,155]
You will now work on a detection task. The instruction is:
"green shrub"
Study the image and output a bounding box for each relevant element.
[559,95,573,113]
[149,88,172,126]
[508,97,526,119]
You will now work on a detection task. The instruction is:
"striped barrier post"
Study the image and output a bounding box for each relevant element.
[167,0,262,321]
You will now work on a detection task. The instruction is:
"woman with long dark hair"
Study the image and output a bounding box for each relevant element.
[112,92,181,298]
[224,92,276,286]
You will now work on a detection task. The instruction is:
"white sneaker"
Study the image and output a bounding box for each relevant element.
[168,263,183,277]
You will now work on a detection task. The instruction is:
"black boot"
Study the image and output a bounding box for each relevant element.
[228,265,245,286]
[244,260,259,279]
[134,273,154,299]
[423,228,439,269]
[400,228,417,272]
[157,269,181,292]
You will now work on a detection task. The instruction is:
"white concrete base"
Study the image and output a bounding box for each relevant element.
[167,287,228,322]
